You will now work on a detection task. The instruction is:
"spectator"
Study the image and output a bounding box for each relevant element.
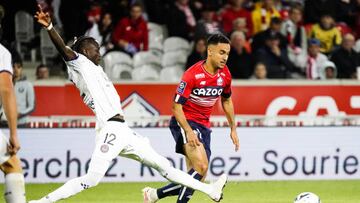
[304,0,338,23]
[186,37,207,68]
[112,3,148,55]
[281,4,307,65]
[320,61,337,80]
[252,17,287,52]
[85,11,114,55]
[221,0,253,36]
[227,31,254,78]
[330,33,360,79]
[167,0,196,41]
[12,60,35,127]
[36,64,50,80]
[250,62,268,79]
[251,0,281,34]
[194,6,222,40]
[309,14,342,55]
[296,38,328,79]
[231,18,250,38]
[255,32,295,78]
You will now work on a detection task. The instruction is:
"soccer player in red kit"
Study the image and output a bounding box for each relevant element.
[143,34,240,203]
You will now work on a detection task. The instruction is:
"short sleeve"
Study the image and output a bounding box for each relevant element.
[64,52,81,71]
[0,46,13,75]
[222,68,232,98]
[174,71,194,104]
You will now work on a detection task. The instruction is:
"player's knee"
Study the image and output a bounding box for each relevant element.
[194,162,208,175]
[1,156,22,175]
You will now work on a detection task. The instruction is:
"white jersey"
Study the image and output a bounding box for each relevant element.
[65,53,124,130]
[0,43,12,75]
[0,43,13,114]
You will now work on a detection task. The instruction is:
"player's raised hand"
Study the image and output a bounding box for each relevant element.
[186,130,201,148]
[230,129,239,151]
[34,4,51,27]
[8,134,20,155]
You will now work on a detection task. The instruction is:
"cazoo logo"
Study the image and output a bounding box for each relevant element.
[192,87,224,97]
[265,96,360,116]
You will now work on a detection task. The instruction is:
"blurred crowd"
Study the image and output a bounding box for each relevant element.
[1,0,360,80]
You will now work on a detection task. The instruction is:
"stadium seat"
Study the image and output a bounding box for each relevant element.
[160,66,184,82]
[336,22,352,36]
[15,11,35,57]
[148,22,164,38]
[131,65,160,81]
[133,51,161,68]
[163,37,190,53]
[162,50,187,67]
[148,22,165,56]
[103,51,133,75]
[40,29,58,64]
[111,63,133,80]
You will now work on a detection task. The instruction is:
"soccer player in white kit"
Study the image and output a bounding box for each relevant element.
[0,5,26,203]
[31,5,227,203]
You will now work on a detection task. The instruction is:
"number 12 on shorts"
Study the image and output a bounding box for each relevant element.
[104,133,116,145]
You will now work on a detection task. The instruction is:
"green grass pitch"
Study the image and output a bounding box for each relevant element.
[1,180,359,202]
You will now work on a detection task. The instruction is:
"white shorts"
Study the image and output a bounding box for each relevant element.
[89,121,169,174]
[0,130,10,165]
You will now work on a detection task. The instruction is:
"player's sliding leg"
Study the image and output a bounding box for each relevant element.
[30,123,127,203]
[0,155,26,203]
[121,134,227,202]
[33,157,107,202]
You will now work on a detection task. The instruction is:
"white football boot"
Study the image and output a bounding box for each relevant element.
[142,187,159,203]
[209,174,228,202]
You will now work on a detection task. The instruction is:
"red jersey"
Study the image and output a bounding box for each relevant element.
[174,61,232,128]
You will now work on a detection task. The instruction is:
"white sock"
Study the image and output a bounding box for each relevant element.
[144,150,212,195]
[45,171,103,202]
[4,173,26,203]
[163,166,212,195]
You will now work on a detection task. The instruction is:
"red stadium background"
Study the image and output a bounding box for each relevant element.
[31,83,360,117]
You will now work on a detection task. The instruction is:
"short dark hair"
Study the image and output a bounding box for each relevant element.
[207,34,230,46]
[71,36,98,53]
[289,3,303,13]
[36,63,48,76]
[130,2,143,10]
[270,17,282,25]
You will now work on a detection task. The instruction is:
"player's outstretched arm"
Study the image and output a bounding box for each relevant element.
[0,72,20,155]
[34,4,76,61]
[221,96,240,151]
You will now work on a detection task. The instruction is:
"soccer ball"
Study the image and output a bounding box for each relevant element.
[294,192,321,203]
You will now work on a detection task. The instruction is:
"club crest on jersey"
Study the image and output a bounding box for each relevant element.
[195,73,205,79]
[100,144,109,153]
[217,77,224,86]
[177,81,187,94]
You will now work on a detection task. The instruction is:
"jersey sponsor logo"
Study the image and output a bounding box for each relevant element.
[217,77,224,86]
[195,73,205,79]
[177,81,187,94]
[192,87,223,97]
